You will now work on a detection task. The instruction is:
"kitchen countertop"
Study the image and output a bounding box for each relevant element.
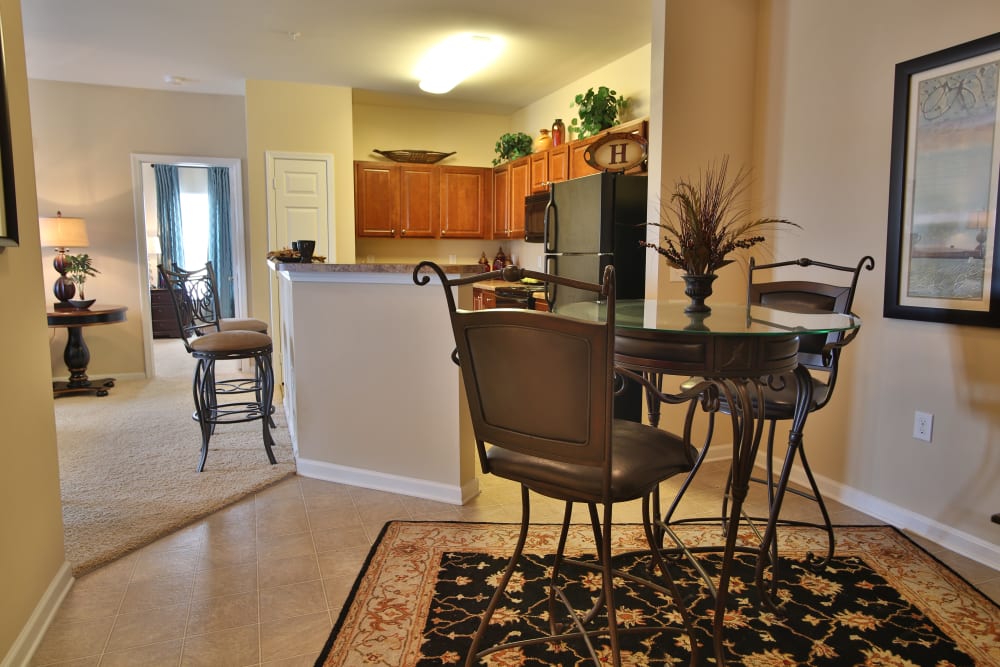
[268,259,486,275]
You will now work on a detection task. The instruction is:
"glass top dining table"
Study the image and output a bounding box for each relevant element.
[554,297,862,665]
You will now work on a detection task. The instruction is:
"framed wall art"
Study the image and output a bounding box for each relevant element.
[0,21,18,249]
[885,32,1000,326]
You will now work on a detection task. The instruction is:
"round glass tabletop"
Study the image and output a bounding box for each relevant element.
[554,299,861,336]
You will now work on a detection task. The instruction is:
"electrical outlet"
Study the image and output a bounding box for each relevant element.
[913,411,933,442]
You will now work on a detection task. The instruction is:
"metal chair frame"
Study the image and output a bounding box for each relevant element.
[158,263,277,472]
[658,255,874,604]
[414,261,702,667]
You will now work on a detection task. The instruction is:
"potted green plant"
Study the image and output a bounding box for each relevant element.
[64,253,100,307]
[492,132,534,166]
[569,86,629,139]
[642,156,799,313]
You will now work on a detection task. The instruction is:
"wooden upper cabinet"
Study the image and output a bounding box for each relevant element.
[355,161,492,239]
[439,166,491,238]
[568,137,599,180]
[492,164,510,238]
[529,152,549,193]
[355,162,399,237]
[397,165,438,238]
[548,144,569,184]
[508,156,530,239]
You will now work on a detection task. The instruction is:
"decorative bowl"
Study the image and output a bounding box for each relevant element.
[374,149,455,164]
[68,298,96,309]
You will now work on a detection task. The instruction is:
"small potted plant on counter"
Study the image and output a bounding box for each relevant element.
[64,253,100,308]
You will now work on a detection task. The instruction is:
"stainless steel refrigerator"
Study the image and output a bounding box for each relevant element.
[542,172,648,306]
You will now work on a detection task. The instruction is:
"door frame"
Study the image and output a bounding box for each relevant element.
[130,153,247,378]
[264,151,335,401]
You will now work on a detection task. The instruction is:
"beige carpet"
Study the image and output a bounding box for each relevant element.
[54,340,296,576]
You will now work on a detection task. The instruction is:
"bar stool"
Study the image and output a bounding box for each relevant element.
[158,263,277,472]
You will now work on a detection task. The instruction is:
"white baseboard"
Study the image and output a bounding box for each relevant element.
[1,562,74,667]
[704,448,1000,570]
[296,456,480,506]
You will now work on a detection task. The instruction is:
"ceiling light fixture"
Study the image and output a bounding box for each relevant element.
[414,33,503,95]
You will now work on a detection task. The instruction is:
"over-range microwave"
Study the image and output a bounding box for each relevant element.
[524,191,548,243]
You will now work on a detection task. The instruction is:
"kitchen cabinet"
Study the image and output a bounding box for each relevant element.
[529,151,549,193]
[354,162,398,237]
[491,156,528,239]
[439,166,491,238]
[491,165,509,239]
[397,164,438,238]
[150,288,182,338]
[473,287,496,311]
[548,144,569,184]
[355,161,492,239]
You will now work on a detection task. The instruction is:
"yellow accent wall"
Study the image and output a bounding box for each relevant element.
[0,0,68,658]
[244,80,356,324]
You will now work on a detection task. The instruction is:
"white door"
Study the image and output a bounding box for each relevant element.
[269,155,333,258]
[266,152,334,407]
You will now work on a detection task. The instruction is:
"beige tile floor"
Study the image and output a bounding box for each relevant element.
[31,459,1000,666]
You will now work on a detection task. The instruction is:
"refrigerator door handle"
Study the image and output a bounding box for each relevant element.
[543,192,557,254]
[544,255,556,305]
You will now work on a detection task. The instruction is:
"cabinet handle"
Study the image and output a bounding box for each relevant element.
[401,229,406,236]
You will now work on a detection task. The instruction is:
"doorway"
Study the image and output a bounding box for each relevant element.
[130,153,247,378]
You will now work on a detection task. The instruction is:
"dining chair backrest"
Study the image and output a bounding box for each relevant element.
[748,256,874,373]
[157,263,223,352]
[414,262,616,474]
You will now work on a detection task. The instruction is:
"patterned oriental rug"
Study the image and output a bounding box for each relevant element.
[315,521,999,666]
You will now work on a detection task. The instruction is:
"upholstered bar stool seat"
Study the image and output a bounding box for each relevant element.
[219,317,268,333]
[190,330,271,352]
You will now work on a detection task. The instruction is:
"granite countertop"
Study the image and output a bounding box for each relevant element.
[268,259,486,275]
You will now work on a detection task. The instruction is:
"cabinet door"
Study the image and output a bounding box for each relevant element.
[568,137,599,180]
[398,165,438,238]
[440,166,490,239]
[508,157,530,239]
[548,144,569,184]
[529,152,549,193]
[354,162,399,237]
[492,164,510,238]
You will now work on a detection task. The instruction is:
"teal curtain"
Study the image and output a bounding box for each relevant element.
[153,164,184,272]
[207,167,234,318]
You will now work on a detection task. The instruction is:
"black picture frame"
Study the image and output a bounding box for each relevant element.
[885,32,1000,326]
[0,21,18,249]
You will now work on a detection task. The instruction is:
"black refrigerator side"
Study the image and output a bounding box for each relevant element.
[610,174,648,300]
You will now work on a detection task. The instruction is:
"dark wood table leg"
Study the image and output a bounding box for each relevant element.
[52,325,115,398]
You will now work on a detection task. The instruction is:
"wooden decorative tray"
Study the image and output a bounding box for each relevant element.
[374,149,455,164]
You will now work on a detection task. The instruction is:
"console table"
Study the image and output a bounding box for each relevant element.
[46,305,128,398]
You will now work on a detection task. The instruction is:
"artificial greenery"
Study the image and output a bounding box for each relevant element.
[64,253,100,298]
[569,86,629,139]
[642,156,800,275]
[492,132,533,166]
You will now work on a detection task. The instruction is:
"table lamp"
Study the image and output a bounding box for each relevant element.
[39,212,89,308]
[147,235,162,287]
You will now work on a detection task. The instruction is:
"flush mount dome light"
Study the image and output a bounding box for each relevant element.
[415,33,503,94]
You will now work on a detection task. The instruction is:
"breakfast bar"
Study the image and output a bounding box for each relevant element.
[269,261,483,505]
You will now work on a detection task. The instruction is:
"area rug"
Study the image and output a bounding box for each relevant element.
[315,521,999,666]
[55,343,295,576]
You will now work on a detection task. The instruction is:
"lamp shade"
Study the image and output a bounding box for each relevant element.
[39,213,89,249]
[146,235,162,255]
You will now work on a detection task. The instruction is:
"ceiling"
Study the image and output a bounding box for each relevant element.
[20,0,653,114]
